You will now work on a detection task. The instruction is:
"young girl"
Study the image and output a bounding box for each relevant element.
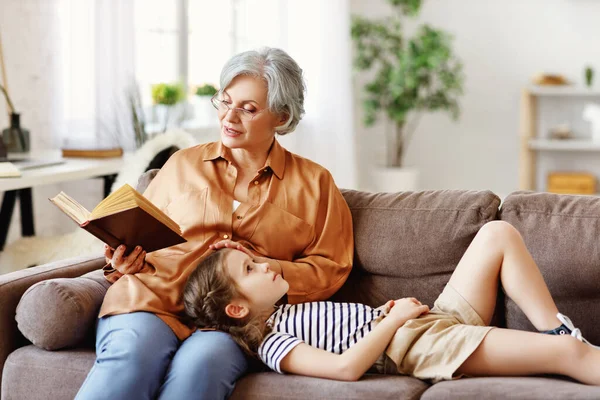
[183,223,600,384]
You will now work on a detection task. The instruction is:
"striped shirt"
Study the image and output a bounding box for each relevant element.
[258,301,385,373]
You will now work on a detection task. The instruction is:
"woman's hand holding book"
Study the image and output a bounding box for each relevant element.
[104,244,147,275]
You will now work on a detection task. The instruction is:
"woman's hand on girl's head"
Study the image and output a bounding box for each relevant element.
[209,239,283,275]
[386,297,429,328]
[209,239,254,257]
[104,244,146,275]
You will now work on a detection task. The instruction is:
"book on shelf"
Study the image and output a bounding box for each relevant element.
[49,184,186,253]
[61,147,123,158]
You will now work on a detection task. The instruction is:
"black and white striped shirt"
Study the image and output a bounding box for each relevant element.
[258,301,385,373]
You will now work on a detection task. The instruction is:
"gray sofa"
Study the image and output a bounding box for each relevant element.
[2,171,600,399]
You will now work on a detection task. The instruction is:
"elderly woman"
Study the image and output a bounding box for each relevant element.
[75,47,354,400]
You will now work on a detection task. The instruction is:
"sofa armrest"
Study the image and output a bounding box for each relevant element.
[0,255,105,383]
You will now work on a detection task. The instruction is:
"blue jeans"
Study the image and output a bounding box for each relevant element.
[75,312,248,400]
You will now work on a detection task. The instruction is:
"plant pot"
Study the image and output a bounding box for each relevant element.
[371,166,419,193]
[153,104,185,131]
[191,95,215,127]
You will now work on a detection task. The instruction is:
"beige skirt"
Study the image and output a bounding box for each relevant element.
[373,284,494,383]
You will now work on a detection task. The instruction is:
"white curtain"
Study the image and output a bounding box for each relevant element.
[237,0,358,189]
[94,0,136,150]
[59,0,136,150]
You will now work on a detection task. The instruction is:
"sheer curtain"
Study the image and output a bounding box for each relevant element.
[94,0,136,149]
[236,0,357,189]
[59,0,136,150]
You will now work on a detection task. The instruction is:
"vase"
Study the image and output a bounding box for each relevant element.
[0,136,7,159]
[2,113,30,153]
[192,95,215,126]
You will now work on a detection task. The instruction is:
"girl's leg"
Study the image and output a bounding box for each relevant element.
[75,312,179,400]
[457,328,600,385]
[158,330,248,400]
[447,221,560,330]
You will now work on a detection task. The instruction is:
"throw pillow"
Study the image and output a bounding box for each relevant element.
[15,269,110,350]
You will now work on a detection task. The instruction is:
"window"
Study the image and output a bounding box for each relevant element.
[188,1,235,90]
[134,0,182,107]
[134,0,287,106]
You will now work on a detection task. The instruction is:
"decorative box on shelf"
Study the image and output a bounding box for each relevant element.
[547,172,596,195]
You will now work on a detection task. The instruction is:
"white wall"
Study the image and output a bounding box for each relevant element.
[350,0,600,196]
[1,0,102,246]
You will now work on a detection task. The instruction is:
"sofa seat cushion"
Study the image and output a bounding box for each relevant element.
[3,347,429,400]
[1,345,94,400]
[421,376,600,399]
[15,269,109,350]
[499,191,600,345]
[230,372,429,400]
[333,190,501,309]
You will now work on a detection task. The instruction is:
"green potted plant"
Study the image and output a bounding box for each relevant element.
[195,83,218,97]
[191,83,218,127]
[351,0,464,191]
[151,82,185,132]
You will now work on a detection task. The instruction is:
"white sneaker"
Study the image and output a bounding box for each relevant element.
[556,313,600,350]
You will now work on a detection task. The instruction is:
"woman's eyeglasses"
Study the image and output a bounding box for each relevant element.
[211,94,266,122]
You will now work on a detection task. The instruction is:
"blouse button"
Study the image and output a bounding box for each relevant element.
[223,234,229,239]
[253,181,259,185]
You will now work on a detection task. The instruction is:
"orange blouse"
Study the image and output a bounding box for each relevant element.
[99,140,354,340]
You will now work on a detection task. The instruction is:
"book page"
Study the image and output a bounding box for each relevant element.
[90,184,182,235]
[49,192,92,225]
[92,184,135,217]
[133,192,181,234]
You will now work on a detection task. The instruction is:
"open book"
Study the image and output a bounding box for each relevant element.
[49,184,186,254]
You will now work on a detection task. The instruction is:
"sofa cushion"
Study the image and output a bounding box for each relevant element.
[499,191,600,345]
[2,345,428,400]
[230,372,429,400]
[1,345,94,400]
[137,168,159,194]
[332,190,501,311]
[420,376,600,399]
[15,269,110,350]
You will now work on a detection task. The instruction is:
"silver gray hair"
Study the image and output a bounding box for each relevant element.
[219,47,305,135]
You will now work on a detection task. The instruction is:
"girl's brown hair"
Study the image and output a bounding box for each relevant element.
[183,249,270,355]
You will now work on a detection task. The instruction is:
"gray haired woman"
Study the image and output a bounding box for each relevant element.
[76,47,354,399]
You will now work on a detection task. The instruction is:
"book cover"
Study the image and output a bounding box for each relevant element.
[49,185,186,254]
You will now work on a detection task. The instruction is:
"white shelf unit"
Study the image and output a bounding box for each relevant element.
[528,139,600,151]
[520,86,600,191]
[527,85,600,97]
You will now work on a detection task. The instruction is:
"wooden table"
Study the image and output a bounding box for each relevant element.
[0,150,127,250]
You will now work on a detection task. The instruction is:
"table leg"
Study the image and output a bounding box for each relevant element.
[0,190,17,251]
[103,174,117,197]
[19,188,34,237]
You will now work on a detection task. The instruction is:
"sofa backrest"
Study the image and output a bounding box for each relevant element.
[499,191,600,344]
[331,189,501,314]
[138,169,504,322]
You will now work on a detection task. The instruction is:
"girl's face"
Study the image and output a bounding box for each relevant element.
[224,250,289,316]
[217,75,285,153]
